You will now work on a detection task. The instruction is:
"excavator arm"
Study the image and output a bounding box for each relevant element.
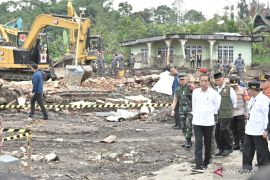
[67,0,78,52]
[0,25,20,42]
[21,14,91,63]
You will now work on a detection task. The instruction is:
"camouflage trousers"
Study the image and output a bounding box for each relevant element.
[180,113,193,139]
[97,65,105,76]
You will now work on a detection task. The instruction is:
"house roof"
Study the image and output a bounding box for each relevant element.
[120,33,263,47]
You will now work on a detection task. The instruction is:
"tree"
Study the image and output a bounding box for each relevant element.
[132,8,153,23]
[183,9,206,24]
[153,5,177,24]
[237,0,249,20]
[118,2,133,16]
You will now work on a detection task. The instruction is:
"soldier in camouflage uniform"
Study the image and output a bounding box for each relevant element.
[96,51,105,76]
[172,74,194,148]
[128,53,135,75]
[110,53,118,76]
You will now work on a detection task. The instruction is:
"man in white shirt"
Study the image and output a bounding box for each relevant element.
[214,72,237,156]
[191,74,221,173]
[242,82,270,171]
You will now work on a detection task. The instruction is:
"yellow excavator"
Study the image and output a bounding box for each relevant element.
[0,13,91,81]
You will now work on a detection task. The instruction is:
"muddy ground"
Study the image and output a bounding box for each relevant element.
[0,106,195,180]
[1,66,267,180]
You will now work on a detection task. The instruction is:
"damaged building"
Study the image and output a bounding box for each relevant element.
[120,33,263,69]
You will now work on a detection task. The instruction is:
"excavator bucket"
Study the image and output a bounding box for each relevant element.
[64,65,92,86]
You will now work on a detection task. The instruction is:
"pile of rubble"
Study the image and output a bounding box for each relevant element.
[82,75,160,91]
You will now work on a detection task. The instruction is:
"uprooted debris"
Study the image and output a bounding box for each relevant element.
[106,109,139,122]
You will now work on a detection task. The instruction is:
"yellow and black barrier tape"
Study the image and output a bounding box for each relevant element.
[1,128,31,133]
[0,103,172,110]
[2,132,31,142]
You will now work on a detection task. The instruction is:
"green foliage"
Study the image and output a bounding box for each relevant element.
[183,9,206,24]
[0,0,268,64]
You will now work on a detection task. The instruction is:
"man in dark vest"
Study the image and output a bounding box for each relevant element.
[214,72,237,156]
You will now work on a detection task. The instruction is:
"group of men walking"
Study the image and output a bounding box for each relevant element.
[170,66,270,173]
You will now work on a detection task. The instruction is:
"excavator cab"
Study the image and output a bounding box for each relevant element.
[87,35,103,62]
[17,32,28,48]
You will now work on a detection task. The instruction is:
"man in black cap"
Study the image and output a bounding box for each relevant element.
[259,73,270,99]
[214,72,237,156]
[242,81,270,172]
[29,63,48,120]
[172,73,193,148]
[229,76,249,151]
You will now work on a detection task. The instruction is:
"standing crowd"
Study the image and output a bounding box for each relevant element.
[170,64,270,173]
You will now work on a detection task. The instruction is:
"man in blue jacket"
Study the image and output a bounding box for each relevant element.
[170,67,181,129]
[29,63,48,120]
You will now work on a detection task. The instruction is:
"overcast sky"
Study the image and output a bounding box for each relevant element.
[112,0,270,18]
[0,0,269,18]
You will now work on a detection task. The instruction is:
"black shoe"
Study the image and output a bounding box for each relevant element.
[240,144,243,152]
[185,141,192,149]
[203,161,209,169]
[43,117,48,120]
[215,150,224,156]
[221,149,233,156]
[181,142,186,147]
[191,166,205,173]
[173,126,181,130]
[29,114,34,118]
[233,145,240,150]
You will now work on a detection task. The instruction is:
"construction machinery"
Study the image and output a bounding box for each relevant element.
[0,13,92,81]
[0,17,23,45]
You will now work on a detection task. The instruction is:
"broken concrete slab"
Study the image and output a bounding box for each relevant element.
[104,98,128,104]
[106,109,139,122]
[140,106,155,114]
[101,135,117,143]
[124,95,151,103]
[95,111,115,117]
[45,153,59,162]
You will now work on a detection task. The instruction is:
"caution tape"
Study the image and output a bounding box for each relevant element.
[1,128,31,133]
[2,132,31,142]
[0,103,172,110]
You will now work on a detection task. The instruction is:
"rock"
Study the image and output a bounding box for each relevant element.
[31,154,44,162]
[106,109,138,122]
[123,160,134,164]
[20,147,26,153]
[45,153,59,162]
[12,151,21,158]
[101,135,117,143]
[140,106,155,114]
[55,138,64,142]
[0,97,7,104]
[87,152,102,162]
[102,152,121,160]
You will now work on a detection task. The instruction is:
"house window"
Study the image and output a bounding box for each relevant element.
[141,48,148,64]
[217,46,234,63]
[185,45,202,61]
[158,46,174,64]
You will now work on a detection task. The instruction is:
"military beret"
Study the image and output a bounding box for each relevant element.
[214,72,223,79]
[229,76,239,86]
[259,74,270,81]
[199,68,208,73]
[248,82,260,89]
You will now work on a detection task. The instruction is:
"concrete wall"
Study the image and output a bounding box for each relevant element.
[130,39,252,69]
